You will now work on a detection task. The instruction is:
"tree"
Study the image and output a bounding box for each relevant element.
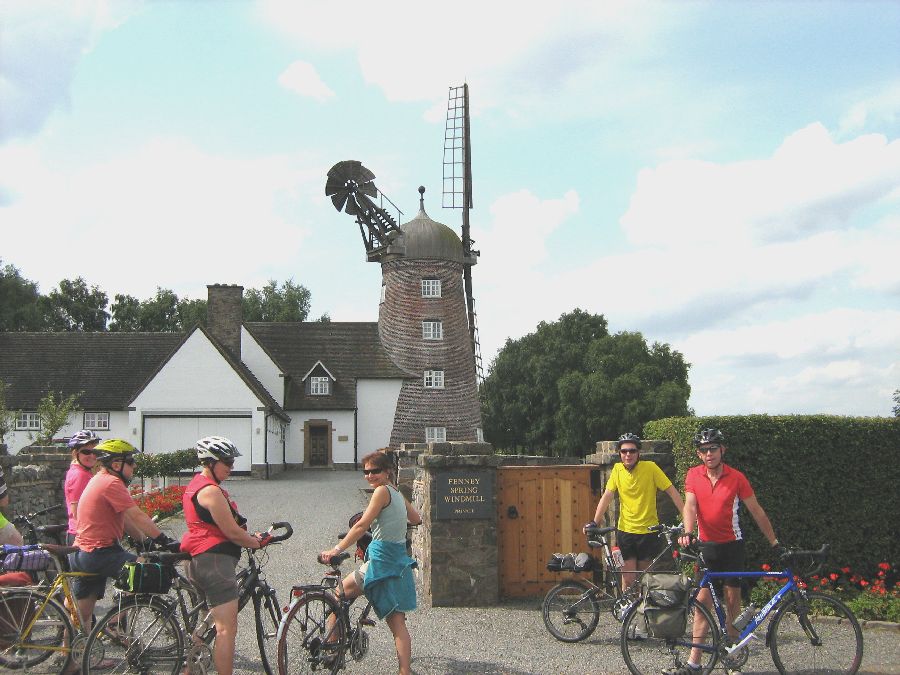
[0,261,44,331]
[243,280,311,322]
[42,278,109,331]
[0,379,20,445]
[481,310,691,456]
[110,289,207,332]
[893,389,900,417]
[33,390,81,445]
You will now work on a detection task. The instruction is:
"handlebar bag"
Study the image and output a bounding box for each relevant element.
[2,549,52,572]
[639,572,691,638]
[114,562,173,594]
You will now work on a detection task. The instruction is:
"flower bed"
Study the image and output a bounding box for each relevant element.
[133,485,187,521]
[750,561,899,623]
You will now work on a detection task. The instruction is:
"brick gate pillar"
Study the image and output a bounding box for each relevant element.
[405,440,500,607]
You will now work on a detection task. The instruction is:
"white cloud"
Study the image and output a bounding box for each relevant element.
[277,61,335,102]
[0,0,140,142]
[839,81,900,136]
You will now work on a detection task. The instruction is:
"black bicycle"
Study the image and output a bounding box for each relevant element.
[12,504,70,582]
[542,523,683,642]
[82,522,292,674]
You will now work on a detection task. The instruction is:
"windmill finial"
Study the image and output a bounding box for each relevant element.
[417,186,429,218]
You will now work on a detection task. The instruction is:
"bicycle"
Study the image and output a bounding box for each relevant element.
[81,522,293,675]
[542,523,682,642]
[0,542,97,672]
[12,504,70,581]
[620,543,864,675]
[276,548,383,675]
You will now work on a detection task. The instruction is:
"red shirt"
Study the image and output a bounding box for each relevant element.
[74,472,136,551]
[64,463,94,535]
[685,463,754,543]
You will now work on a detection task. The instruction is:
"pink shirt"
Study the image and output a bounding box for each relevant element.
[74,472,136,552]
[64,463,94,535]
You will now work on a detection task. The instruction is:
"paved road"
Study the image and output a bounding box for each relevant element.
[161,471,898,675]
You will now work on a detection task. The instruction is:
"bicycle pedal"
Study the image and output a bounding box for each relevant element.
[360,618,376,626]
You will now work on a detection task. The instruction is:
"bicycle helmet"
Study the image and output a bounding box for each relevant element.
[67,429,101,448]
[94,439,140,463]
[693,428,725,447]
[615,432,642,450]
[196,436,242,462]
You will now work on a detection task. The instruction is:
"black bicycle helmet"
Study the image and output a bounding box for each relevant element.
[693,428,725,446]
[615,432,642,450]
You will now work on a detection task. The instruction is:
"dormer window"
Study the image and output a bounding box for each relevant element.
[421,279,441,298]
[422,320,443,340]
[310,377,330,395]
[302,360,336,396]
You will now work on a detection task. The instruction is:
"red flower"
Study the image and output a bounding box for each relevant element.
[841,566,851,574]
[878,562,890,571]
[829,573,839,581]
[761,564,771,572]
[860,580,869,587]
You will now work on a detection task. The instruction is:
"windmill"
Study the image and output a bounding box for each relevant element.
[442,84,484,385]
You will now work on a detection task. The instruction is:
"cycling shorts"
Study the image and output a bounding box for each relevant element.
[699,539,745,588]
[616,530,661,562]
[186,551,239,608]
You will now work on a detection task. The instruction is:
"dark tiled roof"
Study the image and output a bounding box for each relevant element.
[245,322,412,410]
[0,332,183,409]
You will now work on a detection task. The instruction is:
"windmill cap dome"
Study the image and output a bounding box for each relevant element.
[397,189,464,263]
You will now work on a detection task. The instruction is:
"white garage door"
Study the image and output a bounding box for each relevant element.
[143,416,252,473]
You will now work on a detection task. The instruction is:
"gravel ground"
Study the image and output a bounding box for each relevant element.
[156,471,898,675]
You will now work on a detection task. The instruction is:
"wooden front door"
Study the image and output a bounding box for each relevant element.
[497,465,599,597]
[308,426,329,466]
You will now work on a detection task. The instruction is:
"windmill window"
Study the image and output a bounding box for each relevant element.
[380,284,386,304]
[476,428,484,443]
[84,412,110,430]
[421,279,442,298]
[423,370,444,388]
[426,426,446,443]
[310,377,331,395]
[16,412,40,431]
[422,320,443,340]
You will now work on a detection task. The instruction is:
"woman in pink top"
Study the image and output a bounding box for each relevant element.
[64,430,101,545]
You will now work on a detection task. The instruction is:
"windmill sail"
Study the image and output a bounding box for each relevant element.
[443,84,483,386]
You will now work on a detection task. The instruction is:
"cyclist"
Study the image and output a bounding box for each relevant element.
[180,436,267,675]
[64,430,101,545]
[676,428,782,674]
[320,450,421,675]
[70,439,175,638]
[584,432,684,591]
[0,463,24,546]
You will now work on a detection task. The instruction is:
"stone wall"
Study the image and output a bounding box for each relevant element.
[0,445,71,526]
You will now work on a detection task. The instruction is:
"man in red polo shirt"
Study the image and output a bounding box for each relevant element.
[676,428,781,674]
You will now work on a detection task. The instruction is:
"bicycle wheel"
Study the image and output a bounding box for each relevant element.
[541,580,602,642]
[769,591,863,674]
[254,584,282,675]
[277,591,344,675]
[0,588,73,670]
[83,595,184,674]
[620,599,720,675]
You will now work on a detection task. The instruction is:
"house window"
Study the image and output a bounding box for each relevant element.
[84,412,110,430]
[423,370,444,388]
[421,279,442,298]
[380,284,386,304]
[16,412,40,430]
[426,426,446,443]
[310,377,330,395]
[422,320,443,340]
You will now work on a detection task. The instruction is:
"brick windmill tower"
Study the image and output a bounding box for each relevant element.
[325,159,483,447]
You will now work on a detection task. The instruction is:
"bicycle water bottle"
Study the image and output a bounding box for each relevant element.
[611,546,624,569]
[732,603,757,631]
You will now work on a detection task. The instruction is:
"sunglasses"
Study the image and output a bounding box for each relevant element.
[219,459,235,467]
[619,448,639,455]
[699,445,722,454]
[78,449,95,456]
[362,468,383,476]
[120,456,136,466]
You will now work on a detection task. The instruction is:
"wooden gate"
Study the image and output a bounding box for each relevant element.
[497,465,600,597]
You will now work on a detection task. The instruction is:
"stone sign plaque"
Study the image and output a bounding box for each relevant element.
[434,470,494,520]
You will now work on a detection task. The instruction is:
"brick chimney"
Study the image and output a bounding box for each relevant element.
[207,284,243,358]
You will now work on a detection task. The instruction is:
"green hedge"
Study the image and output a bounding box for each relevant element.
[134,448,198,478]
[643,415,900,577]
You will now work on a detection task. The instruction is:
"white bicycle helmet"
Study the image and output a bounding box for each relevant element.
[196,436,242,462]
[68,429,101,448]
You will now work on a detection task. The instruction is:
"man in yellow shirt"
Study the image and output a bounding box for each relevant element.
[584,433,684,590]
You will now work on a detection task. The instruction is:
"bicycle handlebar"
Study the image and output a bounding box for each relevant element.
[317,551,351,567]
[259,521,293,546]
[142,550,193,565]
[12,504,64,525]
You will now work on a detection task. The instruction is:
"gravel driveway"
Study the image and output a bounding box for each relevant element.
[159,470,899,675]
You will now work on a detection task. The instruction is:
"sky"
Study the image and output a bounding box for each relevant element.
[2,0,899,418]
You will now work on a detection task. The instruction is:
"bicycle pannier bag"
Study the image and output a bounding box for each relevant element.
[546,553,565,572]
[573,552,595,572]
[1,549,52,572]
[114,562,173,594]
[639,572,691,638]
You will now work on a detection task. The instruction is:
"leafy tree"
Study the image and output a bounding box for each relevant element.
[42,278,109,331]
[481,310,691,456]
[893,389,900,417]
[314,312,331,323]
[178,297,207,328]
[0,261,44,331]
[109,294,142,331]
[110,289,207,332]
[243,280,311,322]
[33,390,82,444]
[0,379,20,444]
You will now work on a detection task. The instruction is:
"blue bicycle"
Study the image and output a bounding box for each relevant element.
[620,544,863,675]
